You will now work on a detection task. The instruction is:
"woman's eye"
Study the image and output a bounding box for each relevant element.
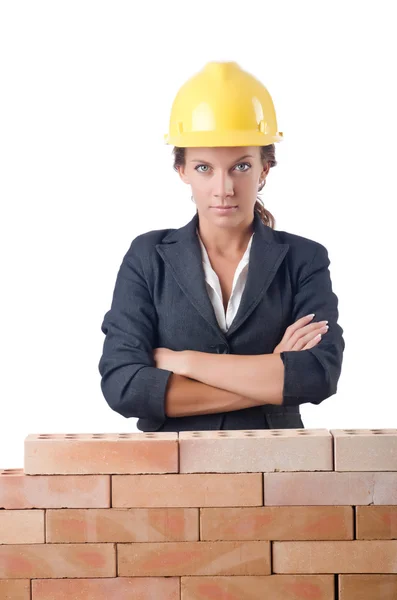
[196,165,209,173]
[235,162,251,171]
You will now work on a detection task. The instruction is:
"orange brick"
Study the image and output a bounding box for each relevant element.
[356,506,397,539]
[24,433,178,475]
[118,541,270,576]
[181,575,335,600]
[331,429,397,471]
[264,472,397,505]
[112,473,262,507]
[0,469,110,508]
[339,574,397,599]
[0,509,44,543]
[179,429,332,473]
[32,577,179,599]
[200,506,353,540]
[0,543,116,578]
[0,579,30,599]
[273,540,397,573]
[46,508,198,542]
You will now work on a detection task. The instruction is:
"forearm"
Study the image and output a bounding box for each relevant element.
[182,351,284,406]
[164,373,264,418]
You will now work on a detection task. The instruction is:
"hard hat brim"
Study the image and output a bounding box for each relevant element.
[164,130,283,147]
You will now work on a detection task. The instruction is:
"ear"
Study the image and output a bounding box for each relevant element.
[177,165,190,185]
[261,162,271,180]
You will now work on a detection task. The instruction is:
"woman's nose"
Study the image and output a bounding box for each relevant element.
[213,172,234,197]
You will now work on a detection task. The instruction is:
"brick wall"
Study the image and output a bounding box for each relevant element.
[1,428,397,599]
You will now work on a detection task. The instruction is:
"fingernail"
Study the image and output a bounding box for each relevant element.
[307,313,315,318]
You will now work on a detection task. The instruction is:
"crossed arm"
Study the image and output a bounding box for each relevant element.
[164,351,284,418]
[184,350,284,405]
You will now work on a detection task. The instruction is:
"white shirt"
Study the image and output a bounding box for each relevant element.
[196,228,255,333]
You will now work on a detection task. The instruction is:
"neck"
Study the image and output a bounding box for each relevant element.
[197,212,254,257]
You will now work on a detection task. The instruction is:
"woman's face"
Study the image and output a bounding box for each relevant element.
[178,146,269,222]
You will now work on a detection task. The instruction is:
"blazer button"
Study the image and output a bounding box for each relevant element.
[216,343,229,354]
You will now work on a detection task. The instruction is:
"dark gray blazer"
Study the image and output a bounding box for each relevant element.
[98,211,345,432]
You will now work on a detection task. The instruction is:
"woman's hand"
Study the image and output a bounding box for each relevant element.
[153,347,188,374]
[273,314,329,353]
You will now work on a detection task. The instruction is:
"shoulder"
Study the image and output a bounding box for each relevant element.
[127,226,172,251]
[122,225,176,269]
[271,227,330,278]
[272,226,324,251]
[273,227,328,257]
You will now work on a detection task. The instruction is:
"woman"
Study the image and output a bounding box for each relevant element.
[98,61,345,432]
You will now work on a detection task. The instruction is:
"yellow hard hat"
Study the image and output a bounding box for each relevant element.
[164,61,283,147]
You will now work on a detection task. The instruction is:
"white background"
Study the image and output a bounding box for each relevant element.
[1,1,396,469]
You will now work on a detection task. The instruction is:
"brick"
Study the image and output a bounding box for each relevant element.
[331,428,397,471]
[200,506,353,540]
[356,506,397,539]
[264,472,397,505]
[0,579,30,599]
[24,433,178,475]
[32,577,179,599]
[0,468,110,508]
[339,574,397,599]
[273,540,397,573]
[118,541,270,576]
[179,429,332,473]
[112,473,262,507]
[0,509,44,544]
[46,508,198,542]
[181,575,335,600]
[0,544,116,578]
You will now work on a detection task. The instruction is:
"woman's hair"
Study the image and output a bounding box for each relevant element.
[172,145,277,229]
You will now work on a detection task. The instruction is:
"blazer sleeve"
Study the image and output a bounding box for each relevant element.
[279,242,345,406]
[98,238,173,424]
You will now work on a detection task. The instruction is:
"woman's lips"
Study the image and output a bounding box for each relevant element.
[211,206,238,212]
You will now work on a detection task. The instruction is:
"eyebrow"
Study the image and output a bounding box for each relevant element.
[190,154,254,164]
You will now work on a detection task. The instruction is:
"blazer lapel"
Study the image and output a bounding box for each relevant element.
[155,211,289,341]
